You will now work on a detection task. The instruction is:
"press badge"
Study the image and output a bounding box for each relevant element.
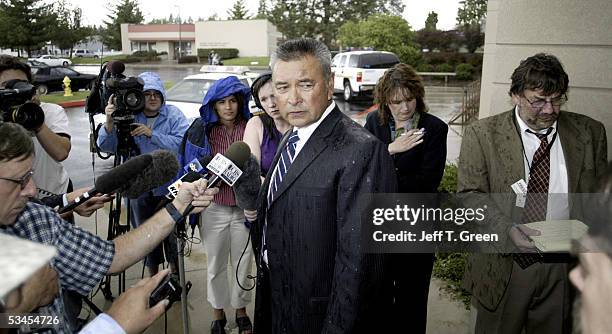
[511,179,528,208]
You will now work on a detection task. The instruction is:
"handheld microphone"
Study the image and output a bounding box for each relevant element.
[233,155,262,211]
[58,151,179,214]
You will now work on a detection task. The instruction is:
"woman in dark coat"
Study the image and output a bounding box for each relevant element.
[364,63,448,333]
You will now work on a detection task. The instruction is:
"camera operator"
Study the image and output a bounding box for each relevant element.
[0,121,218,334]
[0,55,72,201]
[97,72,190,278]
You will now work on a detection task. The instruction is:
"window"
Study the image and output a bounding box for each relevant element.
[358,53,400,69]
[348,55,359,67]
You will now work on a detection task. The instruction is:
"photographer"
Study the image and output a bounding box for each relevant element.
[0,55,72,199]
[97,72,190,278]
[0,121,218,333]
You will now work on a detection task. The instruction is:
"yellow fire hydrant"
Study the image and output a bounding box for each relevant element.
[63,76,73,97]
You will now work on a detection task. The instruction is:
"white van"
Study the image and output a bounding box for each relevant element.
[331,51,399,101]
[74,49,98,58]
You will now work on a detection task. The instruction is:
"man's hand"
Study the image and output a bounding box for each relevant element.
[172,179,218,215]
[509,224,541,252]
[106,269,170,334]
[61,187,115,218]
[6,265,59,313]
[388,128,424,155]
[105,95,116,132]
[244,209,257,222]
[130,123,152,138]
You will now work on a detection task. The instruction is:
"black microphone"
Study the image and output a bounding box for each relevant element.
[233,155,262,211]
[107,60,126,75]
[58,151,179,214]
[124,150,179,199]
[58,154,152,214]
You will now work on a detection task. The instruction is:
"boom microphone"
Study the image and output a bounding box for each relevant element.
[233,155,262,211]
[58,154,152,214]
[124,150,179,199]
[107,60,126,75]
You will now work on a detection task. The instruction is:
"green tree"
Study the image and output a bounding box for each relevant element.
[52,1,92,56]
[254,0,268,19]
[337,14,421,66]
[227,0,250,20]
[101,0,144,50]
[456,0,487,26]
[425,11,438,31]
[267,0,405,47]
[0,0,57,56]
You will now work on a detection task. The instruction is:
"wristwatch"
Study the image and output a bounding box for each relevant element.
[165,202,184,224]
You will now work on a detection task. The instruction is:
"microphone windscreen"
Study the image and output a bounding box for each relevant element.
[95,154,153,194]
[125,150,179,199]
[233,155,262,211]
[107,60,126,75]
[224,141,251,170]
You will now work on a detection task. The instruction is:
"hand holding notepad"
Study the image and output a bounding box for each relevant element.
[523,219,588,252]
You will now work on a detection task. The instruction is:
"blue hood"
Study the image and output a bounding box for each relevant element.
[138,72,167,106]
[199,76,251,123]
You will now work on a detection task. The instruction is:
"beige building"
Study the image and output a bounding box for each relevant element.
[479,0,612,154]
[120,19,281,60]
[195,19,281,57]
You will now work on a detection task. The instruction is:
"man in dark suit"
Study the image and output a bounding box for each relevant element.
[251,38,397,333]
[458,53,607,333]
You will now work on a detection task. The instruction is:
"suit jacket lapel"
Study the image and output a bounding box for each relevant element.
[557,112,585,193]
[268,107,341,205]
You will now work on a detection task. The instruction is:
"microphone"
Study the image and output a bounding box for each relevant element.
[58,151,179,214]
[233,155,262,211]
[124,150,179,199]
[107,60,126,75]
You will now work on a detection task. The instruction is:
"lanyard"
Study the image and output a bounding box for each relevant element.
[512,113,558,172]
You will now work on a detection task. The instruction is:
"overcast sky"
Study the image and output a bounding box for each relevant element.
[71,0,461,31]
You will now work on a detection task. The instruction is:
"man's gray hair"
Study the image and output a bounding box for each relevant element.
[271,38,332,81]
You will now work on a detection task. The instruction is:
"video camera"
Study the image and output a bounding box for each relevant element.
[0,79,44,131]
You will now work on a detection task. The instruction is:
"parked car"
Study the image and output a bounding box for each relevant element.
[73,49,99,58]
[26,60,48,75]
[166,66,259,123]
[32,66,97,95]
[28,55,72,67]
[331,50,400,101]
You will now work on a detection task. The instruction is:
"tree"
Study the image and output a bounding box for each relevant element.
[52,0,92,56]
[254,0,268,19]
[337,14,421,66]
[227,0,250,20]
[0,0,57,56]
[425,11,438,31]
[456,0,487,26]
[102,0,144,50]
[267,0,405,47]
[207,13,220,21]
[456,0,486,53]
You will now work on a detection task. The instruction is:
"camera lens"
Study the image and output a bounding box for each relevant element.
[123,89,145,111]
[11,102,44,131]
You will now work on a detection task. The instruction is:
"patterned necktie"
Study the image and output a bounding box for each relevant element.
[267,131,300,204]
[521,128,552,223]
[514,128,552,269]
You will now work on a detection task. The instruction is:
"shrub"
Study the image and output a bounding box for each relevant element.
[122,56,142,63]
[178,55,198,64]
[436,63,454,73]
[437,163,458,193]
[395,45,422,67]
[432,253,471,309]
[456,63,474,80]
[197,48,239,61]
[416,63,434,72]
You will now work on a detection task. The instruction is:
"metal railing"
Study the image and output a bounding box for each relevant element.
[449,79,481,126]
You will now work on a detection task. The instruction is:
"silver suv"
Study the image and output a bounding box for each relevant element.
[74,49,98,58]
[332,51,399,101]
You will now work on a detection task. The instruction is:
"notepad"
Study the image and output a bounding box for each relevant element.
[524,220,588,252]
[0,234,57,297]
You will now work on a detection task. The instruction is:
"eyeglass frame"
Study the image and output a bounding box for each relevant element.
[144,91,162,99]
[523,94,568,109]
[0,169,34,190]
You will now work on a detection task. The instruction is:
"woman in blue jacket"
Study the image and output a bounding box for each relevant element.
[98,72,190,277]
[178,76,253,334]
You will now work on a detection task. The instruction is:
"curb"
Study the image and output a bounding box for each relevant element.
[59,100,86,108]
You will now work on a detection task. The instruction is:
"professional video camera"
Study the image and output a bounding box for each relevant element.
[0,79,44,131]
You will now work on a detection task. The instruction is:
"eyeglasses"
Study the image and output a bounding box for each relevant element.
[0,169,34,189]
[524,95,567,109]
[144,92,162,99]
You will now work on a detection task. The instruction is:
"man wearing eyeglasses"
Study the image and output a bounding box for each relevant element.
[0,121,217,334]
[458,53,607,333]
[98,72,190,278]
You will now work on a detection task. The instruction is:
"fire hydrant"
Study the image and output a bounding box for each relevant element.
[63,76,73,97]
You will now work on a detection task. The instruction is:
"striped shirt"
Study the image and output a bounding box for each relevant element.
[209,120,246,206]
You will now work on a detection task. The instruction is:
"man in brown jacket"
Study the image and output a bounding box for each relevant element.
[458,53,608,334]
